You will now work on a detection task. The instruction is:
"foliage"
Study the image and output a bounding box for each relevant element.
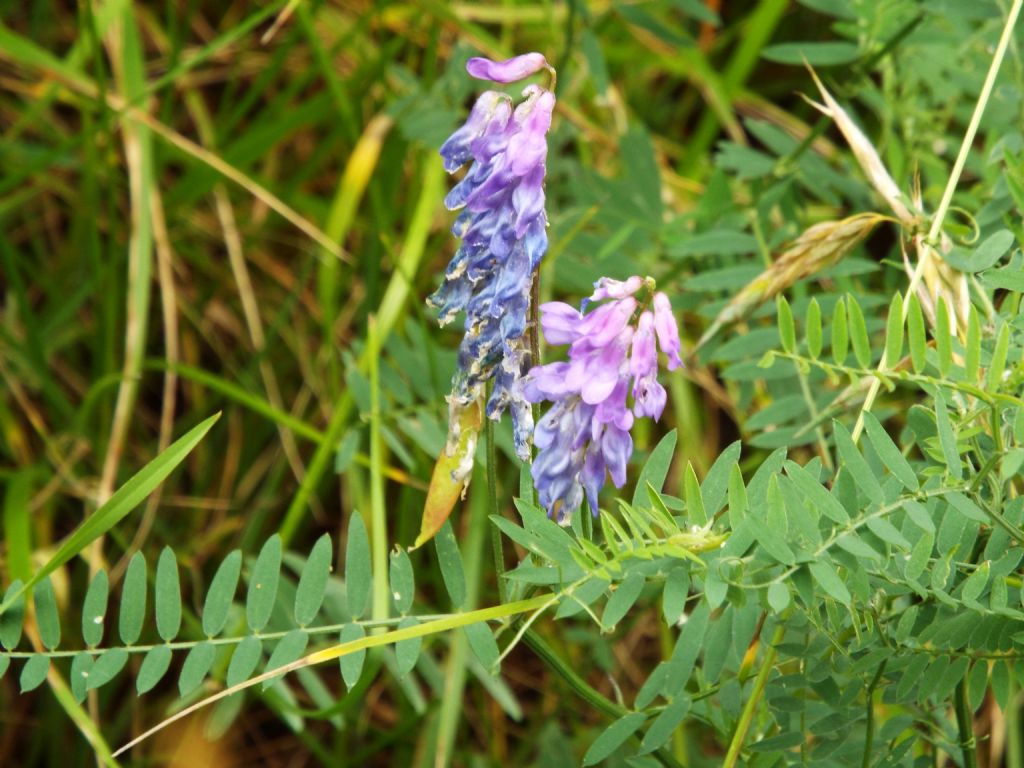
[2,1,1024,767]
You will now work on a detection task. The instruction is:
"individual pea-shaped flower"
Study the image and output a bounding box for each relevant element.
[429,53,555,461]
[521,277,684,524]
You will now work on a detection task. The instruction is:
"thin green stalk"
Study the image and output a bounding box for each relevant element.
[954,679,979,768]
[861,660,887,768]
[435,463,491,766]
[851,0,1023,443]
[486,405,506,603]
[796,365,834,471]
[1008,677,1022,768]
[723,621,786,768]
[368,316,388,624]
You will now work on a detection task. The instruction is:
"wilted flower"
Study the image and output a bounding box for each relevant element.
[522,277,682,523]
[429,53,555,461]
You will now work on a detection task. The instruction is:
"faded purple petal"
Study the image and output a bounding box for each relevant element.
[581,444,606,514]
[466,53,548,83]
[602,426,632,487]
[439,91,511,173]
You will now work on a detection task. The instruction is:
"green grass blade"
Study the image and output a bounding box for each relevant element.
[0,413,219,615]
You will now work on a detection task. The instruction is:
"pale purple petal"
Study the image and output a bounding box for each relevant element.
[590,276,644,303]
[577,297,636,348]
[653,292,683,370]
[539,302,583,345]
[629,311,657,380]
[467,53,548,83]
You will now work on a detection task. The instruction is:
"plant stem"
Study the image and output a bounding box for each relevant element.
[368,315,389,624]
[435,463,491,767]
[954,679,979,768]
[486,406,507,603]
[861,660,887,768]
[723,621,786,768]
[1008,677,1022,768]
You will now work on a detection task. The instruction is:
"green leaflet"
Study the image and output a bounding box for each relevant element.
[19,655,50,693]
[395,616,421,677]
[203,550,242,638]
[345,513,371,620]
[582,712,648,766]
[82,570,109,648]
[88,648,129,691]
[227,636,263,689]
[338,623,367,690]
[155,547,182,642]
[246,535,282,632]
[137,646,173,695]
[294,534,332,627]
[34,577,60,651]
[464,622,501,673]
[389,548,415,616]
[262,630,309,689]
[120,552,147,645]
[179,642,217,696]
[434,521,466,609]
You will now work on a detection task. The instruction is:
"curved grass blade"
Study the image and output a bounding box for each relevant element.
[0,413,220,616]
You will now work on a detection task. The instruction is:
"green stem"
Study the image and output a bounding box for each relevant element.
[435,463,491,766]
[486,408,507,603]
[723,620,786,768]
[368,316,389,624]
[954,679,978,768]
[861,660,887,768]
[1008,676,1022,768]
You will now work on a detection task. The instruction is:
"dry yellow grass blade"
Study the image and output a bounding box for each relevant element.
[804,67,969,334]
[804,68,915,226]
[696,213,888,352]
[112,593,553,758]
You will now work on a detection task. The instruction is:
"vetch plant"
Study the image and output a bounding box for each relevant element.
[6,5,1024,768]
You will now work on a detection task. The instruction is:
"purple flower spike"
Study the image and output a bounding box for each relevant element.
[522,279,682,524]
[430,55,556,460]
[467,53,549,84]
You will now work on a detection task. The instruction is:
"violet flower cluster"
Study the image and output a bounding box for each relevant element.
[429,53,555,462]
[522,277,682,524]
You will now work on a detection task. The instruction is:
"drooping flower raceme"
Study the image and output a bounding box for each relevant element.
[521,277,682,523]
[429,54,555,465]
